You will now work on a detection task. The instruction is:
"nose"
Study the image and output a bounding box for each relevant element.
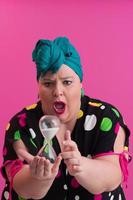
[53,83,64,97]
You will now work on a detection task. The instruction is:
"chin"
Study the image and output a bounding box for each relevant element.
[61,115,76,126]
[56,114,70,123]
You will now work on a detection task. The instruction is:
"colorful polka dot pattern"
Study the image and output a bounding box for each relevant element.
[29,128,37,148]
[2,100,127,200]
[81,102,121,135]
[84,114,97,131]
[30,138,37,148]
[114,122,120,134]
[111,108,120,118]
[29,128,36,139]
[88,102,102,107]
[100,117,112,131]
[17,113,27,127]
[14,130,21,140]
[25,103,37,110]
[4,191,9,200]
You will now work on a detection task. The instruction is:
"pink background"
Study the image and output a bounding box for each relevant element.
[0,0,132,199]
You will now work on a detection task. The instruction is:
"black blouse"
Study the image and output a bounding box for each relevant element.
[1,96,130,200]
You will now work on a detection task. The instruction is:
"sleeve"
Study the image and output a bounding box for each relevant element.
[1,111,31,180]
[92,104,131,156]
[3,117,22,162]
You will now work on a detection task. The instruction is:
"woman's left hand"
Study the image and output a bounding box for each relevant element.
[61,130,83,176]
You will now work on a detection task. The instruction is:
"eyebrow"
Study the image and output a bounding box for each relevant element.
[42,76,74,81]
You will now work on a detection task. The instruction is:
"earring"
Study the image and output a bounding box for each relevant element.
[81,88,84,97]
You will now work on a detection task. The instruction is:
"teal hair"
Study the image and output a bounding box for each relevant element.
[32,37,83,82]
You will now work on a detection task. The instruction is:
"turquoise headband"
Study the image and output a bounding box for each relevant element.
[32,37,83,82]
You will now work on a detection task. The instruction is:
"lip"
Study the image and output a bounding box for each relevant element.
[53,101,66,115]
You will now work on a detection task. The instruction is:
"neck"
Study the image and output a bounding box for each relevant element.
[60,117,77,134]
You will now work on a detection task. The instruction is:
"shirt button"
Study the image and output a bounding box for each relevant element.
[63,184,68,190]
[75,195,80,200]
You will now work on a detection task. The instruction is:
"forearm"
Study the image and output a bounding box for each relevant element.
[75,156,122,194]
[13,164,54,199]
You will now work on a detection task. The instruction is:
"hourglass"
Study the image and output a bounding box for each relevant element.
[37,115,60,162]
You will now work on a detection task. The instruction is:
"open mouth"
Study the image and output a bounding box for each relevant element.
[53,101,66,114]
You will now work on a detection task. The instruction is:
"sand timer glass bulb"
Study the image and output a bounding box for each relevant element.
[38,115,60,162]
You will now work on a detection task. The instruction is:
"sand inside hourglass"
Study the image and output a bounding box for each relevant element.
[42,127,59,141]
[38,115,60,161]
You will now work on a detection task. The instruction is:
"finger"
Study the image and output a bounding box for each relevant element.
[72,165,82,173]
[52,155,62,173]
[63,130,72,152]
[36,157,46,177]
[43,159,51,176]
[61,151,77,160]
[64,158,80,166]
[30,156,40,174]
[63,140,78,151]
[64,130,71,141]
[17,149,34,163]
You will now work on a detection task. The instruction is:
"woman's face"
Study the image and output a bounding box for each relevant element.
[38,64,82,124]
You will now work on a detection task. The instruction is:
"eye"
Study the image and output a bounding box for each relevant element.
[43,82,53,87]
[63,80,72,86]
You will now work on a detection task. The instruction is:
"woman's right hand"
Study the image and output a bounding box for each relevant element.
[18,148,62,181]
[29,155,62,181]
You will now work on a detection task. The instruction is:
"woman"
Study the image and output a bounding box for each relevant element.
[1,37,131,200]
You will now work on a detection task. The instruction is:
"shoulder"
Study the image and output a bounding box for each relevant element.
[80,95,127,132]
[7,102,41,127]
[81,95,122,118]
[14,102,40,116]
[81,95,131,136]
